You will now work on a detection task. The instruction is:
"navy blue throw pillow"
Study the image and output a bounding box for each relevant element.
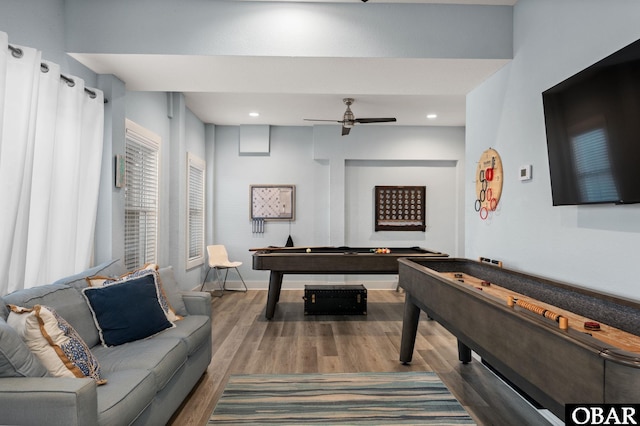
[82,274,173,346]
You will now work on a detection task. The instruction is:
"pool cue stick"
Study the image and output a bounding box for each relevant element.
[248,246,334,252]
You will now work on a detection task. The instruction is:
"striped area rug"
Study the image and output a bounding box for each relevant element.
[209,371,476,425]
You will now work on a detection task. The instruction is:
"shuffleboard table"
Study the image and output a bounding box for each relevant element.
[397,257,640,422]
[251,246,448,319]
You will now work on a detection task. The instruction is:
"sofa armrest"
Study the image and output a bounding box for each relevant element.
[0,377,98,426]
[181,291,212,317]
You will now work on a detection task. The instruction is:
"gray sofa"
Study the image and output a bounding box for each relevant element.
[0,259,212,426]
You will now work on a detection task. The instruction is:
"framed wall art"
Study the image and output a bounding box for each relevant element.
[250,185,295,221]
[374,185,426,231]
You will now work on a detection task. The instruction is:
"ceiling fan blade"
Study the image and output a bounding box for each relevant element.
[341,126,351,136]
[354,117,397,124]
[304,119,343,123]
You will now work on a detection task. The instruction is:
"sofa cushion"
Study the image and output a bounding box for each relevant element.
[2,283,101,348]
[82,273,174,347]
[96,369,156,426]
[0,301,8,321]
[92,337,187,391]
[6,305,106,384]
[158,266,188,317]
[155,315,211,355]
[55,259,125,291]
[0,317,48,378]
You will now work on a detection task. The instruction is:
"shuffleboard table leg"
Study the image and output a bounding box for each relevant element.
[457,340,472,364]
[400,294,421,364]
[265,271,284,320]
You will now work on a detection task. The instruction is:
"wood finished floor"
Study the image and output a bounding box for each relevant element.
[168,289,555,426]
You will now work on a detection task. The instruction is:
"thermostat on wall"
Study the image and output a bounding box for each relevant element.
[519,164,532,181]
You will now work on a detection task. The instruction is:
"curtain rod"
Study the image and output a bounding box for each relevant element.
[8,43,107,103]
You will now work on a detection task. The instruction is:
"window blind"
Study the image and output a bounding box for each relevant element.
[186,153,205,269]
[124,124,160,271]
[570,128,619,203]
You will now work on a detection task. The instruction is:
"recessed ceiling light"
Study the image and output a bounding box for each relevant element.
[426,114,437,119]
[249,112,260,117]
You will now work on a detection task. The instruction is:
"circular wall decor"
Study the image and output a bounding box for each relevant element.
[474,148,503,219]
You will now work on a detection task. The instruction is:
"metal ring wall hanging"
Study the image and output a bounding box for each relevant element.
[474,148,503,220]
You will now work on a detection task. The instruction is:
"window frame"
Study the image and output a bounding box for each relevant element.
[186,152,206,269]
[123,119,161,271]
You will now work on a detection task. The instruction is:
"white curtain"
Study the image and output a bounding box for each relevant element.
[0,32,104,295]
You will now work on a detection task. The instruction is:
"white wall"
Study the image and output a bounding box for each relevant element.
[213,125,325,288]
[2,0,66,68]
[64,1,512,60]
[466,0,640,301]
[214,124,465,289]
[345,160,458,253]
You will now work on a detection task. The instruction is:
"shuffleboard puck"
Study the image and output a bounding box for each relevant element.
[584,321,600,331]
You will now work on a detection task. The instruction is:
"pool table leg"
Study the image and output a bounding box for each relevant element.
[457,340,472,364]
[265,271,284,320]
[400,294,421,364]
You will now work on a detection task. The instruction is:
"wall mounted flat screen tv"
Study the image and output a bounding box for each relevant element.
[542,38,640,205]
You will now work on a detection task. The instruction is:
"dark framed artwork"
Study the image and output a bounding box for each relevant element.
[250,185,295,221]
[374,186,426,231]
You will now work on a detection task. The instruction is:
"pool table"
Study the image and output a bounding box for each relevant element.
[251,246,448,319]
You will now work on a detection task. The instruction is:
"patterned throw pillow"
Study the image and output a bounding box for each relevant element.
[86,264,183,322]
[82,273,174,347]
[6,305,106,384]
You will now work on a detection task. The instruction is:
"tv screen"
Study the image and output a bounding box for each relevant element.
[542,38,640,205]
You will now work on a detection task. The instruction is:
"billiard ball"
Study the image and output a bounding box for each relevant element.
[306,248,311,253]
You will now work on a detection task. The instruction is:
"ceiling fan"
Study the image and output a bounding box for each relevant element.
[304,98,397,136]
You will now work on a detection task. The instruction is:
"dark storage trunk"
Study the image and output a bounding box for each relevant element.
[303,285,367,315]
